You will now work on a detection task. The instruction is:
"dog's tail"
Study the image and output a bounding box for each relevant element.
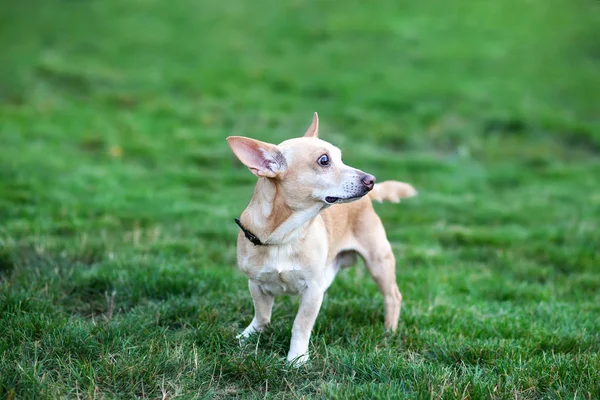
[368,181,417,203]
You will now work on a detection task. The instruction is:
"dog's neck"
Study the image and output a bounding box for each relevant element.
[240,178,324,245]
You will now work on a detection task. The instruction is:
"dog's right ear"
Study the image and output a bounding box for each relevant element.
[226,136,287,178]
[303,112,319,138]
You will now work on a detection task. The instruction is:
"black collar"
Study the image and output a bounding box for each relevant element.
[235,218,265,246]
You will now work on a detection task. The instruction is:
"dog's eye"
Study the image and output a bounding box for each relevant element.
[317,154,330,167]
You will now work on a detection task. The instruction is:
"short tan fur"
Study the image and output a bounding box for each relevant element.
[227,113,417,364]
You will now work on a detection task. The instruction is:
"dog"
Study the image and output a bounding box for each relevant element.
[226,113,417,364]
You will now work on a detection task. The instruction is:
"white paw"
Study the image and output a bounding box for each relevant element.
[236,328,254,345]
[236,324,265,345]
[236,333,247,345]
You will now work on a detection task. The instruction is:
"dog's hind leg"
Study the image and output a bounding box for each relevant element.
[356,212,402,332]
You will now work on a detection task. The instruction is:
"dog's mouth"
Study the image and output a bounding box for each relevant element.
[325,195,365,204]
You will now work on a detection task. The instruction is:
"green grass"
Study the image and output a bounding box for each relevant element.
[1,0,600,398]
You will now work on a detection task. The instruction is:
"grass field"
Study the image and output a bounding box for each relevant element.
[1,0,600,398]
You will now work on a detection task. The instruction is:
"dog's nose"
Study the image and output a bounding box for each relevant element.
[361,174,376,190]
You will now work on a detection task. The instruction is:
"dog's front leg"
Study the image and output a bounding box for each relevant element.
[237,280,274,341]
[287,286,324,364]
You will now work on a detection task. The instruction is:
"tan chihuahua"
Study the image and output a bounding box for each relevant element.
[227,113,417,364]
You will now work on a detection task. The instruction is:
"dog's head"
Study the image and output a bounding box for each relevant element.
[227,113,375,209]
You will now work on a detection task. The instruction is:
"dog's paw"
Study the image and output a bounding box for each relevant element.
[236,331,251,346]
[236,325,261,346]
[235,332,248,346]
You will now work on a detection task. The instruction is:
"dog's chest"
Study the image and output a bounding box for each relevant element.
[256,263,308,296]
[240,250,311,296]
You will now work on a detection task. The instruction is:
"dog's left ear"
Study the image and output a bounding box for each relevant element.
[303,112,319,138]
[226,136,287,178]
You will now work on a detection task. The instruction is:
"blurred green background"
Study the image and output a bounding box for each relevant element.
[1,0,599,398]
